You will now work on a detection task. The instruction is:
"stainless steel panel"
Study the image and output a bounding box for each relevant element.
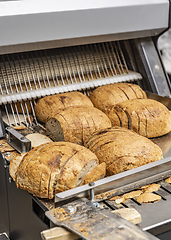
[0,153,9,236]
[0,0,169,53]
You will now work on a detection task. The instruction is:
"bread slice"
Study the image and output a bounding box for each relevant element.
[83,162,106,184]
[33,143,78,198]
[15,143,52,192]
[45,114,67,142]
[9,153,27,181]
[84,127,129,149]
[113,83,137,100]
[15,145,45,188]
[0,139,15,153]
[125,83,147,99]
[55,148,99,192]
[112,105,128,128]
[25,133,52,148]
[47,151,78,199]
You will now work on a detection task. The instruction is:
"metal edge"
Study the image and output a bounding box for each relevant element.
[0,72,142,105]
[55,156,171,203]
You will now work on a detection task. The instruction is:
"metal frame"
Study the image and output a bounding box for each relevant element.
[55,156,171,204]
[130,37,171,96]
[0,0,169,54]
[0,41,142,127]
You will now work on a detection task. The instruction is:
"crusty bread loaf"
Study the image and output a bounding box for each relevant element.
[45,106,112,145]
[90,83,147,112]
[106,98,171,138]
[34,91,93,123]
[10,142,100,199]
[25,133,52,148]
[84,127,163,176]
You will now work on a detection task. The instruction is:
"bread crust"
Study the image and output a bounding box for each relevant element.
[11,142,100,199]
[90,83,146,112]
[85,127,163,176]
[46,106,112,145]
[34,91,93,123]
[106,99,171,138]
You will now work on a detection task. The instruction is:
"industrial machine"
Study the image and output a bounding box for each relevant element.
[0,1,171,239]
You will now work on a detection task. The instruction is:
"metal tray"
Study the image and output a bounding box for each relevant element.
[54,92,171,204]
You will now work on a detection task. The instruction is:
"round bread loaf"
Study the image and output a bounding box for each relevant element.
[106,98,171,138]
[84,127,163,176]
[45,106,112,145]
[90,83,146,112]
[34,91,93,123]
[10,142,100,199]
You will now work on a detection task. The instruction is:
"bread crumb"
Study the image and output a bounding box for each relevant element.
[123,190,143,199]
[136,192,161,203]
[109,196,120,201]
[0,139,15,153]
[12,125,26,130]
[165,177,171,183]
[115,197,125,204]
[144,183,160,193]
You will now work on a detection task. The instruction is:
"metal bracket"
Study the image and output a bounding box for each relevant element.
[5,126,31,153]
[46,198,158,240]
[0,112,6,139]
[0,233,10,240]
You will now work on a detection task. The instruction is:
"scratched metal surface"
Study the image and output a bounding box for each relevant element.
[46,198,158,240]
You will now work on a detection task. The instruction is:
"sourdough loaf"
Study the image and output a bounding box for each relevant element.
[106,98,171,138]
[84,127,163,176]
[90,83,147,112]
[45,106,112,145]
[10,142,101,199]
[34,91,93,123]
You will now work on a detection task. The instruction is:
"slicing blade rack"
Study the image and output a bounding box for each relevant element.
[0,41,142,127]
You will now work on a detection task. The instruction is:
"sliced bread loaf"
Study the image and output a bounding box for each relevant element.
[45,106,112,145]
[84,127,163,176]
[106,98,171,138]
[10,142,100,199]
